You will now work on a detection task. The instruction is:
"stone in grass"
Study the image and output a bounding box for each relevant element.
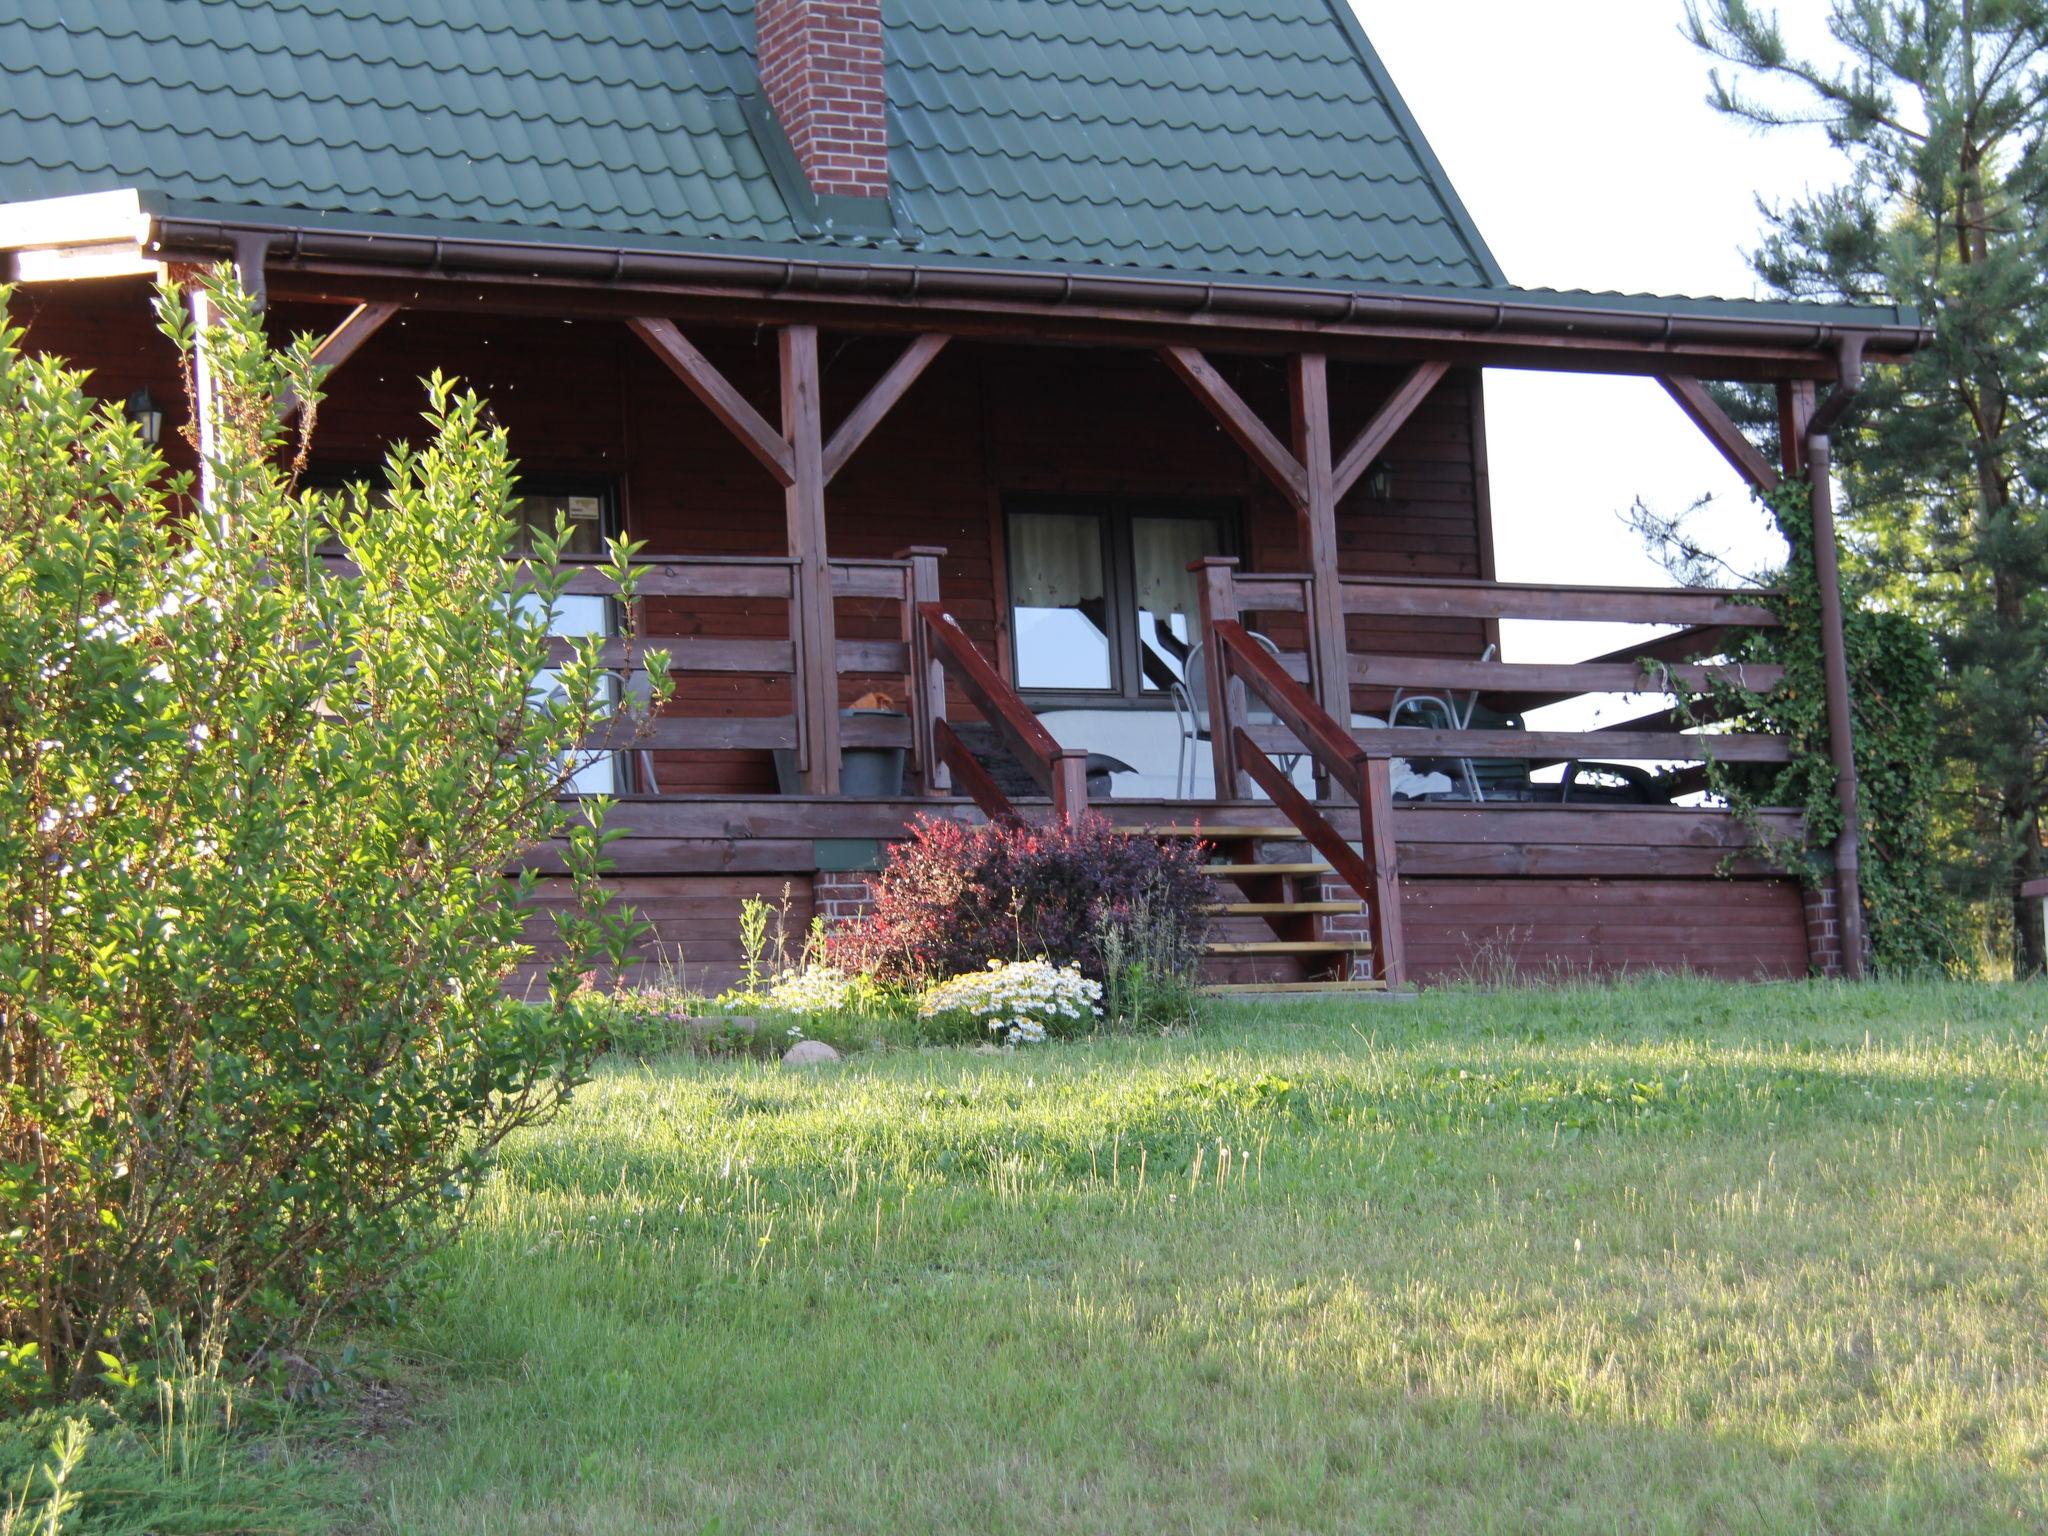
[781,1039,842,1067]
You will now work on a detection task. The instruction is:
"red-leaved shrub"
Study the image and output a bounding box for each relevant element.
[831,814,1215,986]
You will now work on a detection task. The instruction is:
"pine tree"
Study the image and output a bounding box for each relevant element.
[1687,0,2048,972]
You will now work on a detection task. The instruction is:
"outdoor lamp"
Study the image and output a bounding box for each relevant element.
[1366,457,1394,501]
[124,387,164,446]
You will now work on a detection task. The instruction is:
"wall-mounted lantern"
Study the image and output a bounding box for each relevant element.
[123,387,164,446]
[1365,457,1394,501]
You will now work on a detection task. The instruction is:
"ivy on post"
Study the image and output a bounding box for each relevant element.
[1680,478,1961,977]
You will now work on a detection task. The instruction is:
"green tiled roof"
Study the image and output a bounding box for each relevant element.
[0,0,1506,290]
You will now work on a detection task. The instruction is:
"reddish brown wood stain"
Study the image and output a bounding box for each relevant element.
[13,279,1819,986]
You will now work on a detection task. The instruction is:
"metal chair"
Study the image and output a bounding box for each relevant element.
[1388,643,1496,801]
[1172,634,1304,797]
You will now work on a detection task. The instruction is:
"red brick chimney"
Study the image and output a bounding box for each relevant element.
[756,0,890,201]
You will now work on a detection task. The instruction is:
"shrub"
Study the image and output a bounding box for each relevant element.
[831,813,1214,991]
[0,270,670,1398]
[919,959,1104,1045]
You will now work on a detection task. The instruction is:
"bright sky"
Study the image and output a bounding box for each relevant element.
[1352,0,1846,684]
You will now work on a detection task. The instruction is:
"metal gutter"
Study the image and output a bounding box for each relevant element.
[146,213,1935,359]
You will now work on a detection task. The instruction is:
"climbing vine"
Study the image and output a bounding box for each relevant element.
[1679,479,1962,975]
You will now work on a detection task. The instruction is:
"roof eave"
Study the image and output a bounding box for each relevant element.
[10,192,1930,364]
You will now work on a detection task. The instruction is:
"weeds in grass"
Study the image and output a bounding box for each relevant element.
[1,1418,87,1536]
[346,977,2048,1535]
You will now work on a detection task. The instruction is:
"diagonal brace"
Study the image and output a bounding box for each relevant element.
[629,316,796,486]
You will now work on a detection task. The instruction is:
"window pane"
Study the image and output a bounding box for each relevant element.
[511,491,607,556]
[1132,516,1223,692]
[1009,510,1112,690]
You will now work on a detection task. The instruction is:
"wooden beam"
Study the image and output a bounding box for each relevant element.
[1159,345,1308,505]
[279,301,399,420]
[1289,353,1354,731]
[1777,380,1815,480]
[1331,360,1449,503]
[1351,653,1785,697]
[1660,375,1782,496]
[628,316,796,486]
[1375,726,1792,764]
[1340,576,1780,628]
[780,324,841,794]
[822,334,950,483]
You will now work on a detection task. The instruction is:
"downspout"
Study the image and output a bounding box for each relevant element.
[1804,335,1867,978]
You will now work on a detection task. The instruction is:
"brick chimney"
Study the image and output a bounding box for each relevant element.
[756,0,890,201]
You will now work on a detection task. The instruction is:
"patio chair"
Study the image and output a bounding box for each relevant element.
[1387,643,1497,801]
[1172,635,1305,797]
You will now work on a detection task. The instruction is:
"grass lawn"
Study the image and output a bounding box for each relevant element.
[20,979,2046,1532]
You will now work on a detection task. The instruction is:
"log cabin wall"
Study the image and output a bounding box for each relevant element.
[13,282,1496,795]
[17,279,1820,990]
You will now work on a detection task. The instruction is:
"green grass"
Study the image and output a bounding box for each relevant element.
[44,979,2048,1531]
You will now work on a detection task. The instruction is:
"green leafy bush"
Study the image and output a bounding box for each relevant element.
[0,270,670,1398]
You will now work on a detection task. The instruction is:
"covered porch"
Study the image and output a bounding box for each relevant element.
[10,231,1917,990]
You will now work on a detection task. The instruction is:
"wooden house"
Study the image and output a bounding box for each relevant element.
[0,0,1925,989]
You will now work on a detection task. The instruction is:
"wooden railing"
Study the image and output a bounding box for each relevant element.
[551,550,943,794]
[914,602,1088,826]
[1340,576,1791,786]
[1201,613,1406,987]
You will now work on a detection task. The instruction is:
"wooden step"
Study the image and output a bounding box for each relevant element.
[1206,862,1331,879]
[1203,940,1373,956]
[1203,901,1361,917]
[1203,979,1391,995]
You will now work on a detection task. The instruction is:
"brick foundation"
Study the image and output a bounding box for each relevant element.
[1802,876,1872,978]
[1320,874,1374,982]
[814,873,877,928]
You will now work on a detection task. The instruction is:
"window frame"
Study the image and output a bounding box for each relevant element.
[1002,492,1241,709]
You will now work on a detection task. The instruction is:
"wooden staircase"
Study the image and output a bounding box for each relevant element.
[1132,824,1387,995]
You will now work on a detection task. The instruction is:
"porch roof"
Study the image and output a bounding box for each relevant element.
[0,0,1918,340]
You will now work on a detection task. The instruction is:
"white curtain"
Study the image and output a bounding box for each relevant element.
[1010,512,1103,608]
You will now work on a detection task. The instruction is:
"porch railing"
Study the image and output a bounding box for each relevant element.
[561,550,945,795]
[1187,560,1792,805]
[1340,576,1790,798]
[1202,611,1406,986]
[914,602,1088,825]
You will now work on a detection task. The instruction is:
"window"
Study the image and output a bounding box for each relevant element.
[1005,496,1234,704]
[307,468,631,794]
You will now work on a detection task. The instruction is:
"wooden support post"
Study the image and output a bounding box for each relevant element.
[1192,558,1246,798]
[896,545,948,795]
[1777,380,1814,480]
[1289,353,1353,733]
[1359,752,1406,987]
[1052,751,1090,825]
[780,324,841,794]
[1805,433,1866,979]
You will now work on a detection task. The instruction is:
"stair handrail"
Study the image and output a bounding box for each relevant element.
[1207,615,1406,987]
[914,603,1088,826]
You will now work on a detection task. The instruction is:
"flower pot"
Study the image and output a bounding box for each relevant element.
[773,708,909,796]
